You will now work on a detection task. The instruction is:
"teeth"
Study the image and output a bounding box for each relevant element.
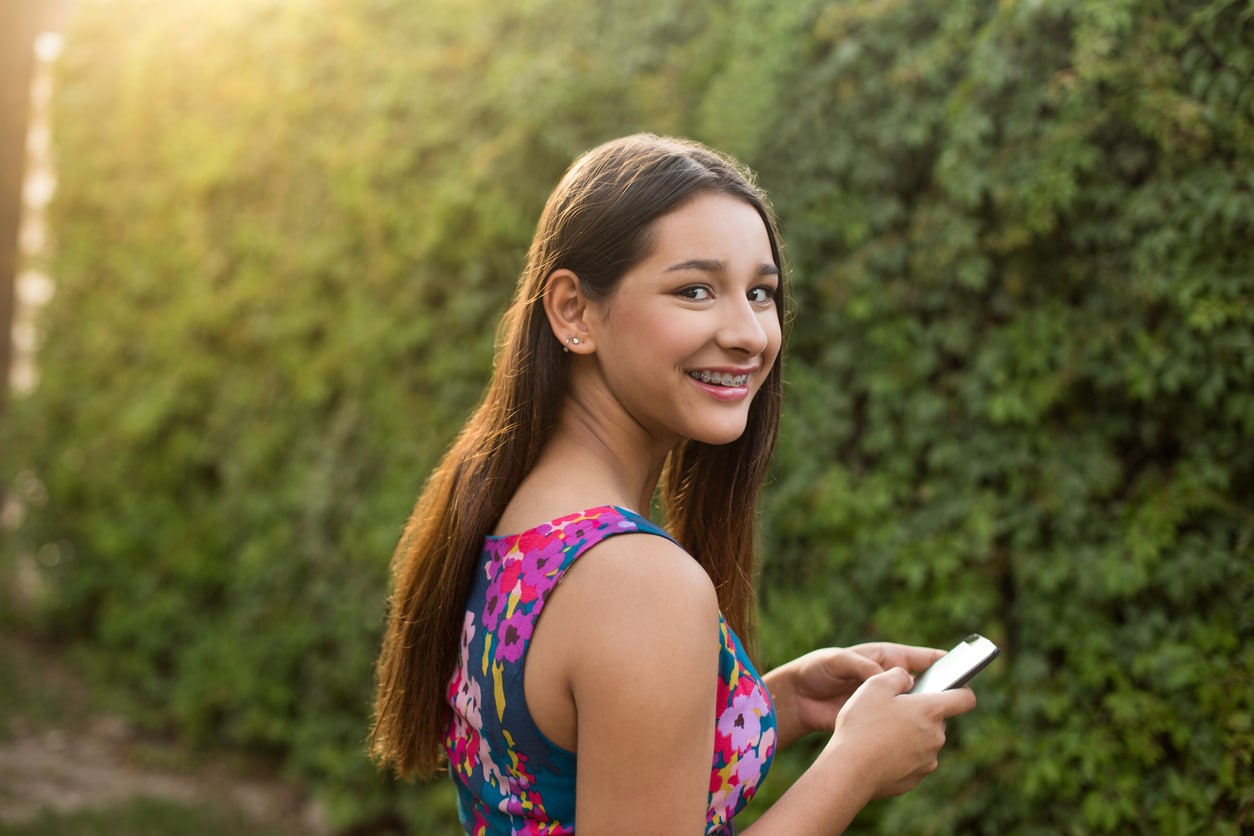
[690,371,748,386]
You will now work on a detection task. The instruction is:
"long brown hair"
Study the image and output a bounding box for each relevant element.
[370,134,787,779]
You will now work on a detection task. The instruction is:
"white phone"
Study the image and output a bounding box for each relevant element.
[908,634,999,694]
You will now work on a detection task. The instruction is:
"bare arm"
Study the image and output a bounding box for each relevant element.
[743,669,976,835]
[540,538,976,835]
[547,536,722,835]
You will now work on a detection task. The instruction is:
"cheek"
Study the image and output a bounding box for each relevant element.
[763,315,783,360]
[619,310,695,357]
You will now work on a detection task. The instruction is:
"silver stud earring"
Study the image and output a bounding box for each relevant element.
[571,337,581,345]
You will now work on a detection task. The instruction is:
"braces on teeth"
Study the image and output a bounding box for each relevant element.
[690,371,749,386]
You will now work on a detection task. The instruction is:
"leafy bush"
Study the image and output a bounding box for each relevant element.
[743,1,1254,832]
[3,0,1250,831]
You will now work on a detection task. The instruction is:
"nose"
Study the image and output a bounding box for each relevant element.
[716,296,772,357]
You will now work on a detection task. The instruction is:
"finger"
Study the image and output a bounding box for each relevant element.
[851,642,946,673]
[929,685,978,718]
[894,644,947,673]
[870,666,915,695]
[831,648,885,681]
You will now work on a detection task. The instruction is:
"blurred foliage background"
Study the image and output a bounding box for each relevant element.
[2,0,1251,832]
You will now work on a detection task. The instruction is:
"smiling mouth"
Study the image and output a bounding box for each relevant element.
[689,371,750,387]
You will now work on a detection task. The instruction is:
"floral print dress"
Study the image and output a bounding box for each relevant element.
[445,506,777,835]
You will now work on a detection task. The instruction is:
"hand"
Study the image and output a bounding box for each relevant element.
[824,667,978,799]
[776,643,948,739]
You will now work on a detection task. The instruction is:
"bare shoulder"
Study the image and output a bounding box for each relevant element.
[532,530,721,686]
[553,532,721,711]
[557,532,720,632]
[554,533,723,831]
[525,530,719,755]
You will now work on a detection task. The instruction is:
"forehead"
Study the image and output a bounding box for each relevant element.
[642,193,774,263]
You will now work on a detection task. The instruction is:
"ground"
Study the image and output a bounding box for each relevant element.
[0,633,329,834]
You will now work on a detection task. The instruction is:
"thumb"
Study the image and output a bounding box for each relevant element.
[843,650,886,681]
[867,666,914,696]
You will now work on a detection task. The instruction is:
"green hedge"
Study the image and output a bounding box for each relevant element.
[742,1,1254,832]
[3,0,1250,831]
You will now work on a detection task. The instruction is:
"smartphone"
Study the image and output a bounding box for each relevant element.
[908,634,999,694]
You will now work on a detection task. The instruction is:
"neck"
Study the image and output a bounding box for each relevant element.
[502,390,674,527]
[549,396,671,512]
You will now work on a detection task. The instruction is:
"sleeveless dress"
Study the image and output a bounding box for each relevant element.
[444,506,777,835]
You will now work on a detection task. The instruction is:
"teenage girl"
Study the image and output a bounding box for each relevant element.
[370,133,976,835]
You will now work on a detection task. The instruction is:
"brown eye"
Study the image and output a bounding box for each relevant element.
[678,285,713,301]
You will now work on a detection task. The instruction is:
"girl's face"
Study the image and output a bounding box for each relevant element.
[584,192,782,449]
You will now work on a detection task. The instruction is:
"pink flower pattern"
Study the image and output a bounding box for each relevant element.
[444,507,775,835]
[707,617,777,831]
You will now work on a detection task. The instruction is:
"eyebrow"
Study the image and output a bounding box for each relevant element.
[664,258,780,277]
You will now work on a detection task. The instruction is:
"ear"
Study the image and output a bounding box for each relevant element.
[543,269,596,353]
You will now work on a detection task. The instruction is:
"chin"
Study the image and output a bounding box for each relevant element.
[688,424,750,447]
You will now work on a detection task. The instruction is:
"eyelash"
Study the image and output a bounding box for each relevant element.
[678,284,777,303]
